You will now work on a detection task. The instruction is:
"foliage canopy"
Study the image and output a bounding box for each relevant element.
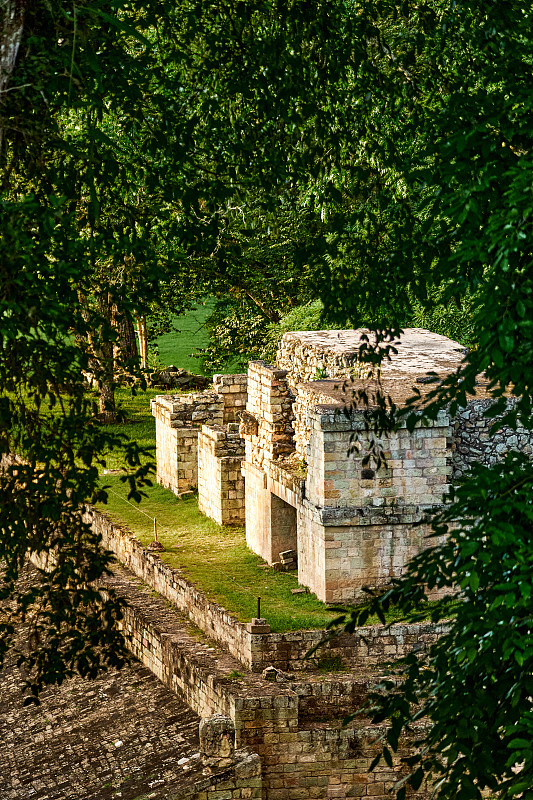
[316,3,533,798]
[1,7,533,798]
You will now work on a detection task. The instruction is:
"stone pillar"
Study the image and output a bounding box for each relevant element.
[151,393,224,496]
[198,423,245,525]
[300,406,452,602]
[244,361,295,468]
[212,373,248,424]
[199,715,235,772]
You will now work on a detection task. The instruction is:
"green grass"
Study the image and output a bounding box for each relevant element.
[101,387,160,470]
[96,475,340,633]
[155,301,214,375]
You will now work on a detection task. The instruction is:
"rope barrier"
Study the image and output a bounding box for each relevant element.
[107,487,156,520]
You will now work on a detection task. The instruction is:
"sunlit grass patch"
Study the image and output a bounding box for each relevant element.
[96,476,339,633]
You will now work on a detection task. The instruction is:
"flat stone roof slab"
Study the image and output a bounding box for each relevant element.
[283,328,466,377]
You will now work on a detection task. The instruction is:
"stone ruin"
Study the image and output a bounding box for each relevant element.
[152,328,533,604]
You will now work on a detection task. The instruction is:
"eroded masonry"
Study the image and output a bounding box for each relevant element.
[152,328,532,603]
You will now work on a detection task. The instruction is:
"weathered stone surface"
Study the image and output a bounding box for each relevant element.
[149,367,210,391]
[198,424,246,525]
[452,397,532,478]
[150,328,533,611]
[0,583,201,800]
[199,715,235,761]
[277,328,466,388]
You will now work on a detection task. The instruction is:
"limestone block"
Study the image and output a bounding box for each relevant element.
[200,715,235,767]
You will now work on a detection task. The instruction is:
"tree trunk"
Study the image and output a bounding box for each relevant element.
[96,292,117,423]
[136,315,148,370]
[0,0,25,153]
[113,304,138,377]
[98,373,116,423]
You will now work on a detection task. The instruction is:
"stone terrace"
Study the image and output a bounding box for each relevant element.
[0,634,200,800]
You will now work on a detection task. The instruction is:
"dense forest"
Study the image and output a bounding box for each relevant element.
[1,2,532,797]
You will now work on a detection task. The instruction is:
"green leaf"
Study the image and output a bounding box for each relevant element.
[508,738,530,749]
[469,571,480,591]
[410,768,425,791]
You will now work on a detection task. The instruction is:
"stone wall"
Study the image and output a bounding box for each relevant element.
[213,373,248,424]
[244,361,296,467]
[198,423,246,525]
[151,375,248,498]
[102,564,431,800]
[299,408,451,603]
[248,622,447,674]
[152,393,224,494]
[88,507,254,668]
[86,505,444,676]
[293,383,341,461]
[306,409,451,510]
[277,331,372,388]
[187,759,262,800]
[242,361,299,562]
[452,398,533,478]
[30,516,439,799]
[242,459,304,565]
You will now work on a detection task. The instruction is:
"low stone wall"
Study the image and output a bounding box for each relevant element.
[152,393,224,494]
[198,423,246,525]
[452,397,533,478]
[87,505,444,678]
[186,763,262,800]
[106,566,431,800]
[88,507,254,668]
[251,622,447,674]
[29,544,432,799]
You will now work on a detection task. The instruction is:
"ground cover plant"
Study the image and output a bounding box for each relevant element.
[100,388,160,471]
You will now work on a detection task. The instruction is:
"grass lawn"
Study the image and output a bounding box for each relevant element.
[96,475,339,633]
[101,387,160,471]
[155,301,214,376]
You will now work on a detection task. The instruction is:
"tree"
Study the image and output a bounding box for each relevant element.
[0,0,177,699]
[0,0,367,696]
[315,2,533,798]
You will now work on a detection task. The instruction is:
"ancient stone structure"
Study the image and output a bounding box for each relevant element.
[97,556,432,799]
[153,328,532,604]
[9,328,532,800]
[1,564,261,800]
[198,423,245,525]
[152,372,247,497]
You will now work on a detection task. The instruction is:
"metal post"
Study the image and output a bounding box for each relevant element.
[257,596,261,619]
